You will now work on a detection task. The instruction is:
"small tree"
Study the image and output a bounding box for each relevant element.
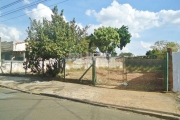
[119,52,134,57]
[146,40,180,56]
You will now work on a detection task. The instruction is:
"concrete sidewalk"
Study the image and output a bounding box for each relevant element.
[0,76,180,119]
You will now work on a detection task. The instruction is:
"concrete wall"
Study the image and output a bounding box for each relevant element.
[1,41,14,52]
[0,57,123,74]
[172,52,180,92]
[66,58,92,69]
[1,41,26,52]
[0,60,28,74]
[66,57,123,70]
[14,42,26,51]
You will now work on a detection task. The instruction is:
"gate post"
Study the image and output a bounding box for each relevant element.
[63,58,66,80]
[92,57,96,85]
[167,48,173,91]
[10,56,15,74]
[123,57,127,82]
[166,52,168,92]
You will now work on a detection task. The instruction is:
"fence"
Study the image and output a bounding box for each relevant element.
[95,57,124,85]
[0,54,169,92]
[124,56,167,74]
[64,57,93,84]
[64,56,125,85]
[94,55,168,91]
[123,55,167,91]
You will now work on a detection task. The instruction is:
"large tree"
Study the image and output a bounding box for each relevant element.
[89,25,131,55]
[90,26,120,54]
[25,6,89,76]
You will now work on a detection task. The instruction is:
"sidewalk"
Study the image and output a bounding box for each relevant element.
[0,76,180,119]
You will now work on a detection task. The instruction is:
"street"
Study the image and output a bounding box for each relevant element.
[0,87,160,120]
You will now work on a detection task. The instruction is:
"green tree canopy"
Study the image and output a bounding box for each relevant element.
[89,26,131,55]
[26,6,89,60]
[25,6,89,76]
[90,26,120,54]
[119,52,134,57]
[115,25,131,50]
[146,40,180,56]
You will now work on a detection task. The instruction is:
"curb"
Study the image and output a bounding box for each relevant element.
[1,85,180,120]
[41,93,180,120]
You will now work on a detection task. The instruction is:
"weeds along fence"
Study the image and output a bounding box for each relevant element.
[94,55,168,92]
[64,57,93,84]
[0,57,124,85]
[64,56,125,85]
[0,57,94,82]
[95,57,125,85]
[0,54,168,91]
[123,55,167,91]
[125,58,166,73]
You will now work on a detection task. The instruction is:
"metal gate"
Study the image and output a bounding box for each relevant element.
[123,54,168,91]
[95,54,168,91]
[95,57,126,86]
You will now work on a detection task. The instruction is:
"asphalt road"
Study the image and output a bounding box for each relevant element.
[0,87,160,120]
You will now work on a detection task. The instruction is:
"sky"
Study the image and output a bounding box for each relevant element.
[0,0,180,55]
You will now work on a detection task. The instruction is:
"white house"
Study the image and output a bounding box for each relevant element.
[0,41,27,74]
[1,41,26,61]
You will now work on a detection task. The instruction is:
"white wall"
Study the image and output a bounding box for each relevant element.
[66,57,123,70]
[14,42,26,51]
[1,41,26,52]
[0,57,123,74]
[172,52,180,92]
[1,41,14,51]
[0,61,29,74]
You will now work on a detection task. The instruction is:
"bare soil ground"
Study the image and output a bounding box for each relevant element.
[116,72,165,91]
[65,68,165,91]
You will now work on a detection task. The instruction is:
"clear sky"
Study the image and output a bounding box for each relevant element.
[0,0,180,55]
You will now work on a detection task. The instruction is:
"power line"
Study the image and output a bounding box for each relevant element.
[0,0,23,10]
[0,0,49,17]
[0,0,69,23]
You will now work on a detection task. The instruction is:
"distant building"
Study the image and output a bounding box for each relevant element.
[1,41,26,61]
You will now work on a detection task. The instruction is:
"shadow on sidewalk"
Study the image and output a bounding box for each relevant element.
[0,74,92,85]
[114,72,165,92]
[0,72,166,92]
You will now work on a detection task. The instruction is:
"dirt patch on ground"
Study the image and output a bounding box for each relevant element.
[65,68,124,85]
[115,72,165,91]
[65,68,165,91]
[96,69,125,85]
